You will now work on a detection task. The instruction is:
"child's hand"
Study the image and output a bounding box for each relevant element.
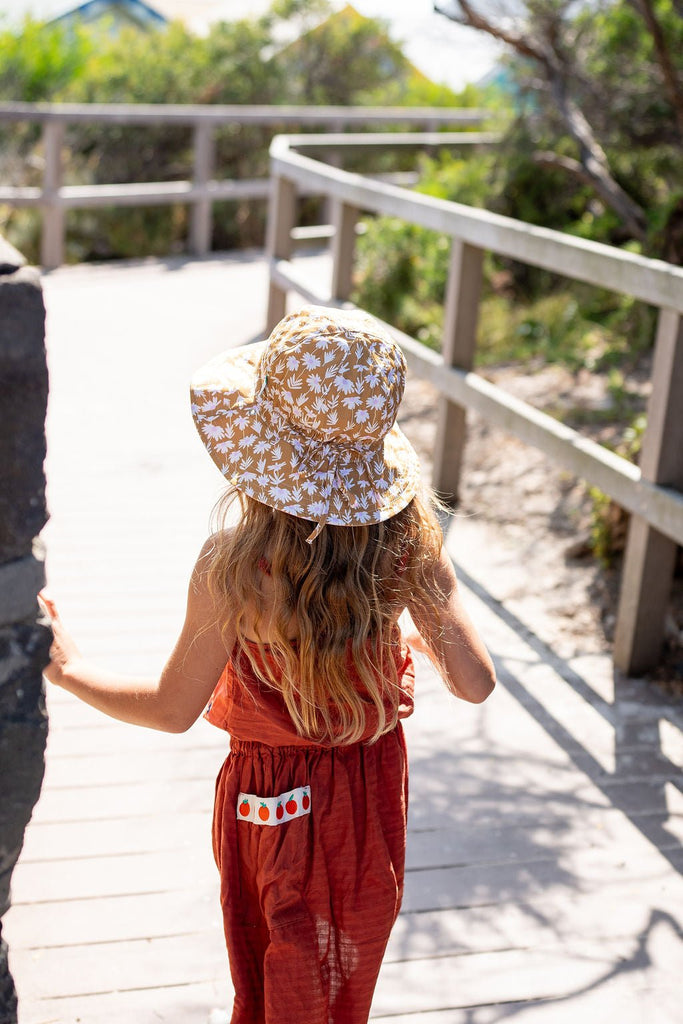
[39,591,83,687]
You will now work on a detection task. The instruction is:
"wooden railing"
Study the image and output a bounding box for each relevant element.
[266,132,683,676]
[0,102,492,268]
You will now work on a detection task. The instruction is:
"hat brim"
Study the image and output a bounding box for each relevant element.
[191,341,422,528]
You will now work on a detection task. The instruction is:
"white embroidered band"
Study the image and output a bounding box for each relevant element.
[236,785,311,826]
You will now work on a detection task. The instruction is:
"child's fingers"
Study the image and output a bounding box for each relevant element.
[38,590,58,620]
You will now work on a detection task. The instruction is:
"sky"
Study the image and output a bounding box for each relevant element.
[2,0,504,90]
[347,0,503,90]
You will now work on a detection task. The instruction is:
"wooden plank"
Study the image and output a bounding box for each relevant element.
[18,982,233,1024]
[265,274,683,547]
[18,984,233,1024]
[432,239,484,501]
[372,990,680,1024]
[614,309,683,673]
[401,849,683,915]
[0,102,486,125]
[11,846,217,905]
[265,175,297,331]
[271,138,683,312]
[372,938,682,1017]
[330,200,359,301]
[10,933,228,1001]
[288,130,501,152]
[27,778,215,825]
[40,120,64,269]
[55,179,271,206]
[189,121,215,255]
[7,254,683,1024]
[4,890,220,950]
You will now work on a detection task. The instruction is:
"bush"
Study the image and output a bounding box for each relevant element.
[0,1,471,261]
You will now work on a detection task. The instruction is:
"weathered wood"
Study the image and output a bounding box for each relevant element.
[5,255,683,1024]
[330,201,359,301]
[0,102,486,126]
[614,309,683,673]
[396,328,683,547]
[285,131,500,153]
[267,262,683,549]
[189,121,215,255]
[271,137,683,313]
[265,176,297,331]
[432,240,484,501]
[40,120,65,268]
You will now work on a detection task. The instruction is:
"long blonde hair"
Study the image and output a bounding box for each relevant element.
[207,489,444,745]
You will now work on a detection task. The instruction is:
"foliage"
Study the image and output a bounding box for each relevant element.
[0,0,468,261]
[495,0,683,257]
[0,16,93,101]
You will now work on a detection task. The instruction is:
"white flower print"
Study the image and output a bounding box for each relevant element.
[302,351,320,369]
[202,423,224,440]
[307,500,328,517]
[334,374,355,394]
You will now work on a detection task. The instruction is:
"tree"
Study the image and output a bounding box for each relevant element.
[434,0,682,258]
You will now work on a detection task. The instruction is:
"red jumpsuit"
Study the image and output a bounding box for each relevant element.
[206,641,415,1024]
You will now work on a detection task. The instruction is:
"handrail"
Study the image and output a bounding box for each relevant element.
[0,102,490,268]
[0,101,486,125]
[270,135,683,314]
[265,133,683,677]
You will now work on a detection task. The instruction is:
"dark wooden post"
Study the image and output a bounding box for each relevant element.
[432,239,484,501]
[614,309,683,674]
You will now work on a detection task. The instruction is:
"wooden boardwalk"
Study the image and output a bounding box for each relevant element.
[5,252,683,1023]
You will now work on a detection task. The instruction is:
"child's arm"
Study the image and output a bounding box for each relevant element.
[406,547,496,704]
[42,541,232,733]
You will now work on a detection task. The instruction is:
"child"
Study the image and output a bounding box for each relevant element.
[43,305,495,1024]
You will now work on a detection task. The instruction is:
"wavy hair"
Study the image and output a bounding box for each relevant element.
[206,489,444,745]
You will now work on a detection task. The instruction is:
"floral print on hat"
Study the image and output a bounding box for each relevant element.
[190,305,421,538]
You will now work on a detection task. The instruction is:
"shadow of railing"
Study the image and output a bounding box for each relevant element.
[455,562,682,877]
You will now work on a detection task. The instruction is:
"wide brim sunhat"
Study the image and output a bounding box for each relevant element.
[190,305,421,540]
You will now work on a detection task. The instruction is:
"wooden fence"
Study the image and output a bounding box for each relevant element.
[0,102,491,268]
[265,133,683,676]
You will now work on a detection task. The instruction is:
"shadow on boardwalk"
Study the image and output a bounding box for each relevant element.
[4,253,683,1024]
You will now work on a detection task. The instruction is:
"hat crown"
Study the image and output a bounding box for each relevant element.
[257,308,405,447]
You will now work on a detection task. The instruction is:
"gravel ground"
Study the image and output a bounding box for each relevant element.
[397,367,683,695]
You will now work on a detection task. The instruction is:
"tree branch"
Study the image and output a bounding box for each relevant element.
[629,0,683,139]
[434,0,648,241]
[532,150,594,186]
[433,0,550,64]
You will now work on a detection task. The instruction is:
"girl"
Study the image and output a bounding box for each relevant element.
[43,305,495,1024]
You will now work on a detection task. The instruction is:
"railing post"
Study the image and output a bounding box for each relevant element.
[40,121,65,269]
[265,174,296,333]
[432,239,484,502]
[614,308,683,674]
[330,201,358,302]
[189,120,214,255]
